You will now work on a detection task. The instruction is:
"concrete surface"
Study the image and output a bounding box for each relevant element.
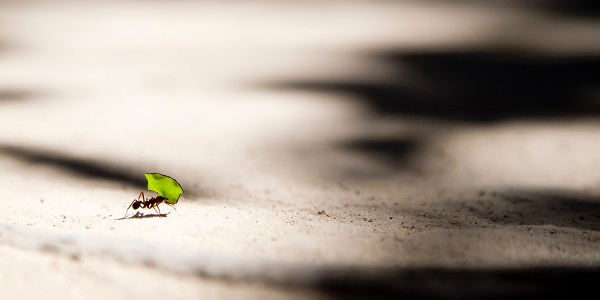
[1,1,600,299]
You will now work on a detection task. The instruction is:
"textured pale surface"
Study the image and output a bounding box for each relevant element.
[0,1,599,299]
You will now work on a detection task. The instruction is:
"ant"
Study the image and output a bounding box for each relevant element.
[123,191,177,218]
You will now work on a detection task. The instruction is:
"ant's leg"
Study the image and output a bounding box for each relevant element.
[123,192,145,218]
[138,191,149,209]
[123,199,137,218]
[166,203,177,213]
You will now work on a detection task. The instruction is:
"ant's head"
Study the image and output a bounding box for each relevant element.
[132,201,141,210]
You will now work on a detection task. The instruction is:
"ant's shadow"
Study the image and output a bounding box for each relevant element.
[115,211,170,220]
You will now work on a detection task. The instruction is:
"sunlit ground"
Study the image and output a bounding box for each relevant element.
[0,1,599,299]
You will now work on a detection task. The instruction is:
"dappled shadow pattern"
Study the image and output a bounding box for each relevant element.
[314,189,600,298]
[0,144,147,188]
[267,51,600,122]
[314,265,600,299]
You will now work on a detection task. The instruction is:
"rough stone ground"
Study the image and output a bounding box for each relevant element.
[0,1,600,299]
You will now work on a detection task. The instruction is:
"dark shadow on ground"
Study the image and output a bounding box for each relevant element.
[530,0,600,17]
[0,144,203,198]
[415,0,600,19]
[262,48,600,176]
[266,50,600,122]
[470,189,600,231]
[337,136,424,171]
[0,144,148,189]
[312,265,600,299]
[0,37,7,53]
[404,188,600,232]
[0,89,37,103]
[310,188,600,299]
[115,211,171,220]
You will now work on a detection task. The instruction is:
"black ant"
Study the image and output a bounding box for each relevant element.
[123,191,176,218]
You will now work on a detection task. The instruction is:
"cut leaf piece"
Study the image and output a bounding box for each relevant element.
[144,173,184,204]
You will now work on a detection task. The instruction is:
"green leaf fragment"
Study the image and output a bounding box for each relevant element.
[144,173,184,204]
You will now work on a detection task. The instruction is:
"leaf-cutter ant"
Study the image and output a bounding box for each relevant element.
[123,191,177,218]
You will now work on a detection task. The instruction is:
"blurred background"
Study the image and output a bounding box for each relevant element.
[0,0,598,193]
